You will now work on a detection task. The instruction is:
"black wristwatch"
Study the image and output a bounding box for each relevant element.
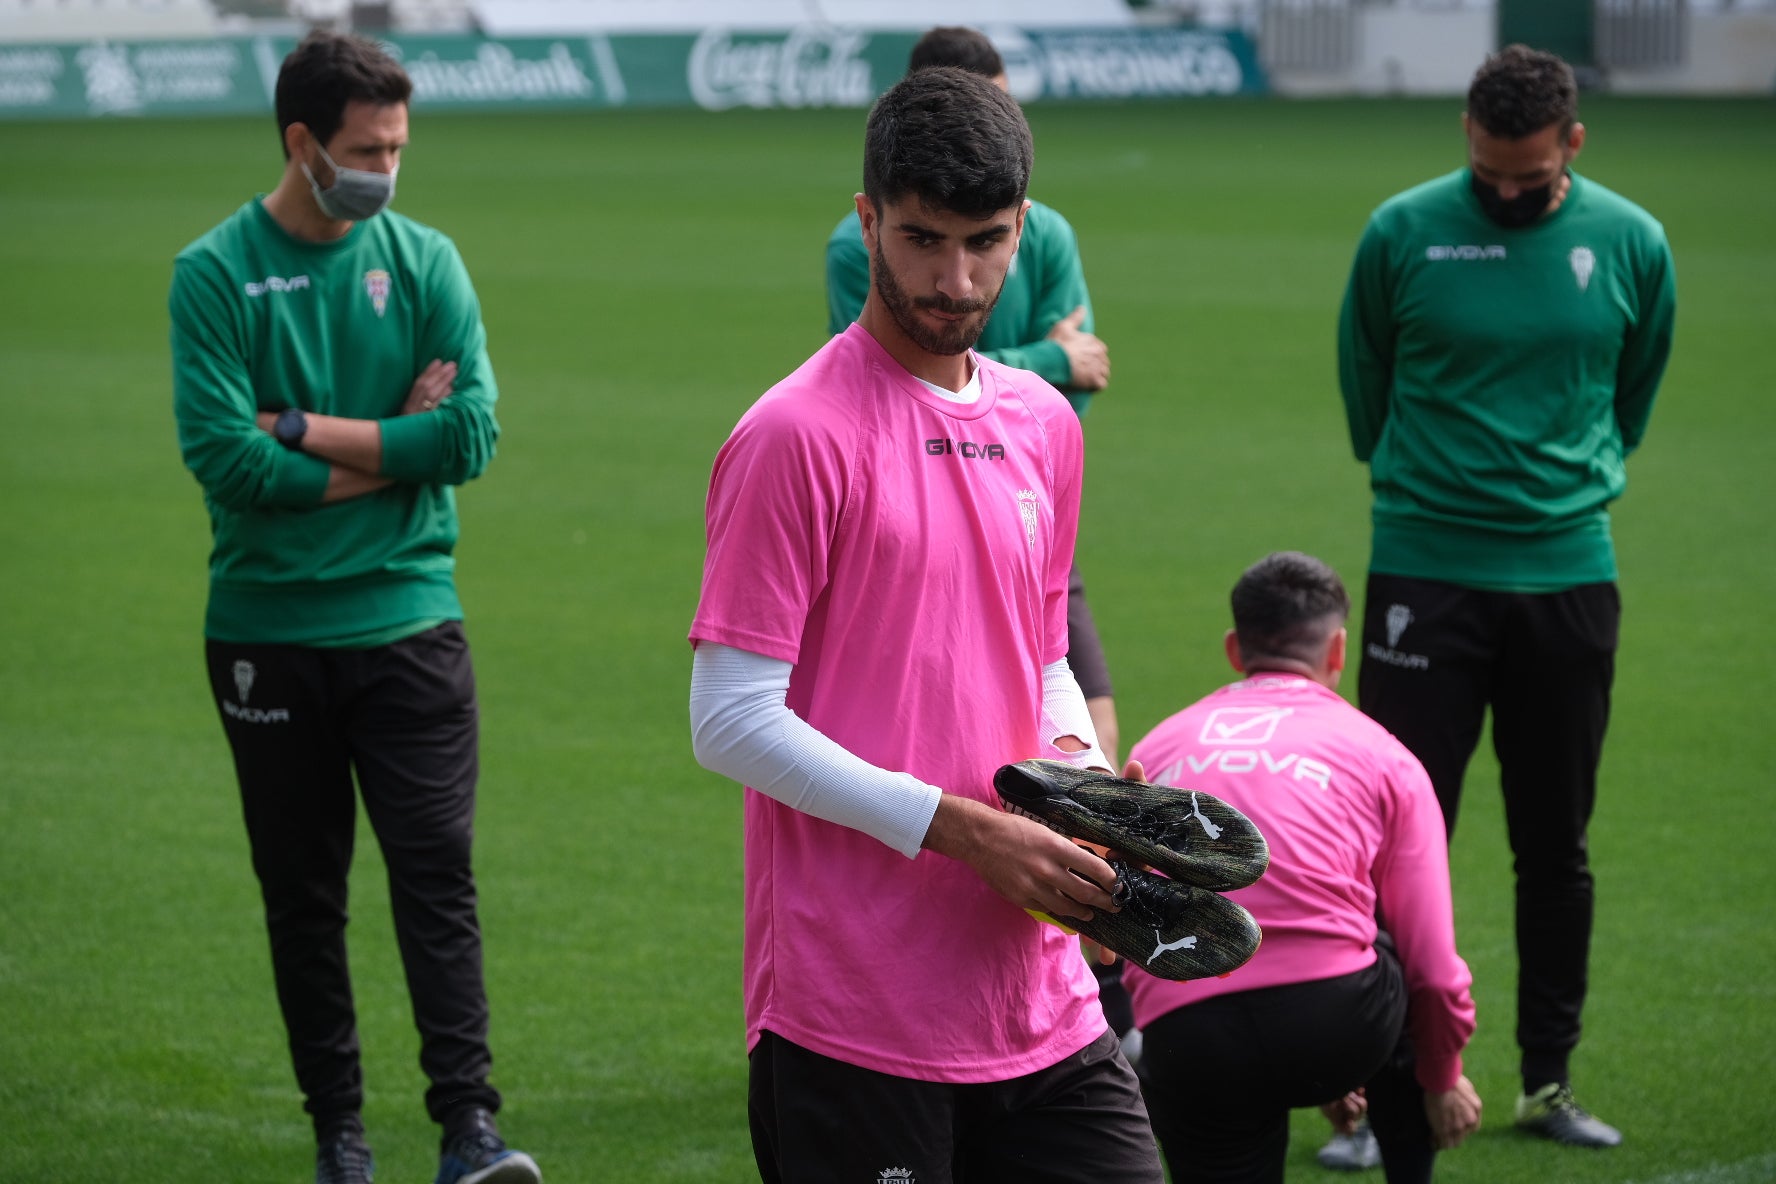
[273,407,309,450]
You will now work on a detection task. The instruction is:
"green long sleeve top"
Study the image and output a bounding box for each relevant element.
[1338,169,1675,592]
[826,198,1100,414]
[171,198,500,643]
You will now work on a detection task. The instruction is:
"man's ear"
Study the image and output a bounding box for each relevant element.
[855,193,879,251]
[1326,627,1348,678]
[285,121,323,169]
[1224,629,1245,674]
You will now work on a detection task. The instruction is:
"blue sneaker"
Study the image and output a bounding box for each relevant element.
[316,1128,374,1184]
[435,1109,541,1184]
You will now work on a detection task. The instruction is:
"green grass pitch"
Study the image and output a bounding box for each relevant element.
[1,95,1772,1182]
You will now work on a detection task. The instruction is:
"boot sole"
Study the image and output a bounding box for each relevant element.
[995,759,1270,891]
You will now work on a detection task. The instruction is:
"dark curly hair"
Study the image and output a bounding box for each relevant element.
[1467,44,1577,139]
[908,27,1005,79]
[1230,552,1350,668]
[275,31,411,159]
[863,66,1031,220]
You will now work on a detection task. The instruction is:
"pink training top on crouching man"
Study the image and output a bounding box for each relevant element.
[1126,673,1477,1093]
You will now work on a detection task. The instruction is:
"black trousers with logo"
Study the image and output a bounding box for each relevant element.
[1359,574,1619,1091]
[205,622,500,1134]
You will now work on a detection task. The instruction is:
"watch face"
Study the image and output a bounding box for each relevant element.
[276,408,307,446]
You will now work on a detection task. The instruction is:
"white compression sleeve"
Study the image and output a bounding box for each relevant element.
[688,642,943,859]
[1041,657,1110,772]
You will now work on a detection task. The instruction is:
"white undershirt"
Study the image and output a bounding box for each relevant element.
[914,368,983,405]
[689,642,1104,858]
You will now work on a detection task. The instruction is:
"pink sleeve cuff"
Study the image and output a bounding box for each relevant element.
[1414,1051,1463,1096]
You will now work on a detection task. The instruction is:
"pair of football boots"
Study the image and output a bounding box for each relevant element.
[993,759,1269,982]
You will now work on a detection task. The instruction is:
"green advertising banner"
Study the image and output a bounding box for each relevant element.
[0,38,269,117]
[0,25,1266,121]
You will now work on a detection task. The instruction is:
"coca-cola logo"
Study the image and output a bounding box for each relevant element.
[688,27,873,112]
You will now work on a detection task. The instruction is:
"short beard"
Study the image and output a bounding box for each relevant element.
[871,241,1001,356]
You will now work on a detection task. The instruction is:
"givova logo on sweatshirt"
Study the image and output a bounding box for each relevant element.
[1424,244,1506,262]
[243,274,310,297]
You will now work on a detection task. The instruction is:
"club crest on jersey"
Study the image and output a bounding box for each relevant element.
[1016,489,1040,549]
[363,268,391,317]
[1569,246,1595,292]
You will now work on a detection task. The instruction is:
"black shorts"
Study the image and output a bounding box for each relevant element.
[749,1028,1162,1183]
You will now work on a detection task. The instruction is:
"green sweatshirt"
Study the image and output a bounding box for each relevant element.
[1339,169,1675,592]
[826,198,1100,414]
[171,198,499,644]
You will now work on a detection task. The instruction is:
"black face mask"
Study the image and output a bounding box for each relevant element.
[1470,170,1557,229]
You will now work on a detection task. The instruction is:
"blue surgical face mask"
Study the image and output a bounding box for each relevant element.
[302,140,396,222]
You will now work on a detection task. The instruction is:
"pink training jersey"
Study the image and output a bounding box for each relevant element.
[689,323,1105,1082]
[1125,674,1475,1092]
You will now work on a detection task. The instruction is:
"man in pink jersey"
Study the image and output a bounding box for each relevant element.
[1125,553,1481,1184]
[688,68,1164,1183]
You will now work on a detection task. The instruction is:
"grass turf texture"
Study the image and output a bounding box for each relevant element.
[1,96,1771,1182]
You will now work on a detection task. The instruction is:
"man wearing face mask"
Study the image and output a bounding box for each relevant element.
[1335,44,1675,1156]
[170,30,538,1184]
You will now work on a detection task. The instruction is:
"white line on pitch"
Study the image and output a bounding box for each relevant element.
[1622,1153,1776,1184]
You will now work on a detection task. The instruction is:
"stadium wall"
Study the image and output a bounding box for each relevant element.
[1263,3,1776,97]
[1607,8,1776,94]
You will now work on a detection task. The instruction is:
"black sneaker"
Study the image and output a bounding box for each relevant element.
[994,759,1270,891]
[1044,858,1261,981]
[435,1108,542,1184]
[316,1128,374,1184]
[1514,1083,1623,1148]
